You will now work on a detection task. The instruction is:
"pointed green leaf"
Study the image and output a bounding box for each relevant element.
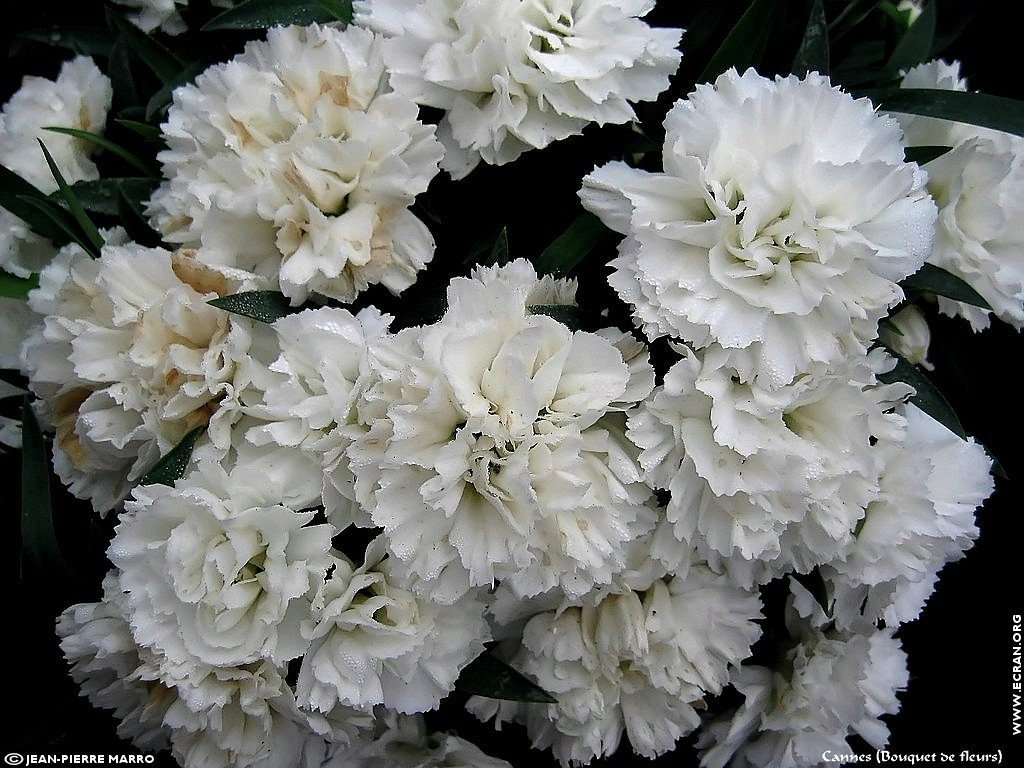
[865,88,1024,137]
[0,379,29,399]
[43,126,158,178]
[877,350,967,439]
[37,140,104,257]
[699,0,776,82]
[793,0,830,75]
[11,26,117,58]
[0,271,39,301]
[145,60,208,121]
[108,9,184,83]
[456,652,557,704]
[15,196,87,252]
[535,212,611,276]
[482,227,510,267]
[203,0,353,31]
[108,37,139,106]
[140,425,206,486]
[21,399,74,579]
[886,0,936,73]
[116,183,165,248]
[901,263,991,310]
[208,291,293,324]
[53,178,158,218]
[904,145,952,165]
[0,163,70,243]
[115,119,164,145]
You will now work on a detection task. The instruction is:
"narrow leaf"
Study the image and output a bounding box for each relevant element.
[0,271,39,301]
[20,399,74,578]
[0,379,29,399]
[482,228,510,267]
[901,263,991,309]
[208,291,292,324]
[37,140,104,256]
[865,88,1024,137]
[15,196,86,252]
[455,653,557,704]
[108,37,139,106]
[535,213,610,275]
[43,126,157,178]
[793,0,830,75]
[116,183,165,248]
[699,0,776,82]
[11,26,117,58]
[108,9,184,83]
[0,163,70,243]
[904,145,952,165]
[145,61,208,121]
[203,0,353,31]
[877,351,967,439]
[115,119,164,144]
[54,178,158,218]
[140,425,206,486]
[886,0,936,73]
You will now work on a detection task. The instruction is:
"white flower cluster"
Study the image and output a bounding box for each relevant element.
[0,10,1008,768]
[112,0,235,35]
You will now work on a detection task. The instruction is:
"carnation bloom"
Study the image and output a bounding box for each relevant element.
[469,566,762,765]
[108,457,336,668]
[345,259,657,602]
[878,304,933,369]
[825,403,992,629]
[0,56,112,277]
[581,68,936,389]
[112,0,235,35]
[897,60,1024,330]
[297,536,489,715]
[698,586,908,768]
[627,346,906,584]
[22,239,262,513]
[354,0,682,178]
[149,23,443,304]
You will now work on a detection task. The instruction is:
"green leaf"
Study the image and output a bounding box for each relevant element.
[203,0,353,31]
[0,379,29,399]
[108,9,184,83]
[0,271,39,301]
[108,38,139,106]
[885,0,935,73]
[145,61,208,121]
[877,351,967,439]
[115,118,164,145]
[53,178,158,218]
[208,291,293,324]
[14,196,86,251]
[117,183,166,248]
[43,126,158,178]
[903,145,952,165]
[699,0,776,82]
[792,0,830,75]
[901,263,991,310]
[0,163,71,243]
[482,227,510,267]
[37,140,104,257]
[20,399,74,579]
[455,652,557,704]
[140,425,206,486]
[864,88,1024,137]
[11,26,117,58]
[534,213,610,276]
[527,304,601,332]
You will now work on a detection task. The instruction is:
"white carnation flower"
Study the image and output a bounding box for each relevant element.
[354,0,682,178]
[698,606,907,768]
[469,566,762,765]
[57,573,174,752]
[149,24,443,304]
[22,239,263,513]
[627,345,905,584]
[297,535,490,714]
[897,60,1024,330]
[0,56,112,277]
[826,403,992,629]
[345,259,657,602]
[111,0,235,35]
[109,457,335,668]
[879,304,933,369]
[582,68,936,388]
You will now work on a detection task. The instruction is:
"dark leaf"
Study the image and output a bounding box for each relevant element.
[901,263,991,310]
[140,425,206,486]
[11,26,117,58]
[864,88,1024,137]
[54,178,158,218]
[37,140,104,257]
[145,60,209,121]
[108,9,184,83]
[208,290,293,324]
[43,126,158,178]
[482,227,510,267]
[115,118,164,145]
[20,399,74,578]
[0,163,71,243]
[699,0,776,82]
[0,271,39,301]
[455,652,557,704]
[885,0,936,73]
[14,196,86,251]
[792,0,829,75]
[903,145,952,165]
[108,38,139,106]
[878,350,968,439]
[534,213,610,276]
[203,0,353,31]
[0,379,29,399]
[116,183,165,248]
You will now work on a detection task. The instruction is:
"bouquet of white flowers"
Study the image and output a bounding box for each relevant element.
[2,1,1021,767]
